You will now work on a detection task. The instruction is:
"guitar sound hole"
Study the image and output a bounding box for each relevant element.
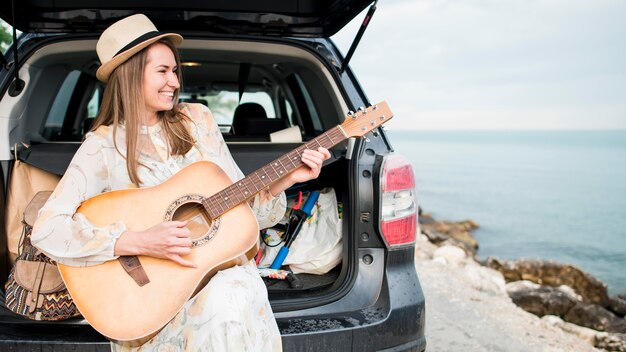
[172,202,212,241]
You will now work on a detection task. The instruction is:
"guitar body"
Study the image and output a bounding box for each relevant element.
[57,161,259,346]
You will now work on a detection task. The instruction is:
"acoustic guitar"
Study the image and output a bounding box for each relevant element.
[57,101,393,346]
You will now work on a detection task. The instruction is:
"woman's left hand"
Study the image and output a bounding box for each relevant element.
[290,147,332,184]
[268,147,331,196]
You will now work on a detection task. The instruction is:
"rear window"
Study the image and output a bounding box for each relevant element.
[42,70,102,141]
[0,18,13,54]
[28,42,337,143]
[44,70,81,137]
[180,91,277,125]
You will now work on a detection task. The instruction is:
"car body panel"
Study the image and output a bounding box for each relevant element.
[0,0,373,37]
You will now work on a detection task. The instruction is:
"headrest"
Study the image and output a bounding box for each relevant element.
[234,103,268,120]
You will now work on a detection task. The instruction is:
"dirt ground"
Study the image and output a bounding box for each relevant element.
[415,246,599,352]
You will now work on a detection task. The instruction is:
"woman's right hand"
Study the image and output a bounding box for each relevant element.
[114,221,197,268]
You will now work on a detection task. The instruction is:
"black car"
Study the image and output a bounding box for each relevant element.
[0,1,425,351]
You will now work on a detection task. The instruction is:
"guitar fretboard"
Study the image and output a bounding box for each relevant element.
[202,126,346,219]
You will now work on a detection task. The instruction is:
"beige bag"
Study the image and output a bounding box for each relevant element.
[259,188,343,275]
[6,159,61,263]
[4,191,80,320]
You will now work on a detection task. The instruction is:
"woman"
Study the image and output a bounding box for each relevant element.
[32,14,330,351]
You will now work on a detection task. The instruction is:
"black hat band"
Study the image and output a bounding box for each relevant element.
[114,31,161,57]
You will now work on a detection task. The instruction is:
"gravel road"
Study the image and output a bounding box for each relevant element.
[415,238,599,352]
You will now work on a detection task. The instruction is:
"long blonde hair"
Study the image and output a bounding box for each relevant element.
[91,39,194,186]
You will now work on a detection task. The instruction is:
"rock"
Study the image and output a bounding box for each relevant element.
[609,295,626,316]
[448,226,478,248]
[432,256,447,266]
[507,284,578,317]
[559,285,583,302]
[439,238,475,255]
[421,228,449,244]
[419,213,479,253]
[464,265,506,295]
[433,245,466,267]
[465,219,480,229]
[485,257,609,306]
[415,234,437,259]
[542,314,564,326]
[418,211,433,224]
[506,280,540,293]
[561,323,599,346]
[543,315,626,350]
[542,315,597,346]
[595,332,626,352]
[564,303,626,333]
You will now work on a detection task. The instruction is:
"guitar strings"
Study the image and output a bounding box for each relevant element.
[172,127,346,222]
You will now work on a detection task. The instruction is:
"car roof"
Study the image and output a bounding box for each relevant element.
[1,0,373,37]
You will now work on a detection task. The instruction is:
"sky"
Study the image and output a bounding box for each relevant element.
[332,0,626,130]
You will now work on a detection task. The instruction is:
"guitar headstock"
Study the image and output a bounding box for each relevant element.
[339,101,393,138]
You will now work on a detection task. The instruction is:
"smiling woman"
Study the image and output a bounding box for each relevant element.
[29,14,329,351]
[89,37,194,187]
[142,43,180,121]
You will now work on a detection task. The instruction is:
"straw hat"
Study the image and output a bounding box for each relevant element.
[96,14,183,82]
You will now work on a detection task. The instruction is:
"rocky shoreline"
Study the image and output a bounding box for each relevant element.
[418,212,626,351]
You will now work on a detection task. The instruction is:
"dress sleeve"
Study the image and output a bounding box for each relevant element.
[31,134,127,267]
[189,103,287,229]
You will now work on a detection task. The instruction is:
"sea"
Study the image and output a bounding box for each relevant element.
[388,130,626,295]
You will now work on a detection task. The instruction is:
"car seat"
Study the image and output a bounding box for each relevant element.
[232,102,288,136]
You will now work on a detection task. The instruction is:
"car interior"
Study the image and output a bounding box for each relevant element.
[4,37,355,302]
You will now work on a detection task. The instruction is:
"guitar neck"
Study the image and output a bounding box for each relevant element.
[202,126,347,219]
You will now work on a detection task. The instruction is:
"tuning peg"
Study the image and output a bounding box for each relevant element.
[381,125,388,131]
[364,137,370,143]
[358,106,367,114]
[372,131,379,138]
[347,110,356,119]
[373,105,378,110]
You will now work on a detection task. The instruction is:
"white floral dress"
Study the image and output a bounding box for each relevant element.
[32,103,284,351]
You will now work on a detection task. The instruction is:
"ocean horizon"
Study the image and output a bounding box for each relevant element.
[388,130,626,295]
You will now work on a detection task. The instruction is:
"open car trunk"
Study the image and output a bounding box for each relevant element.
[10,140,351,301]
[1,34,356,314]
[232,144,350,300]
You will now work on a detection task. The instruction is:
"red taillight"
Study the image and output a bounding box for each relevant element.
[380,154,417,248]
[381,215,416,245]
[382,157,415,192]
